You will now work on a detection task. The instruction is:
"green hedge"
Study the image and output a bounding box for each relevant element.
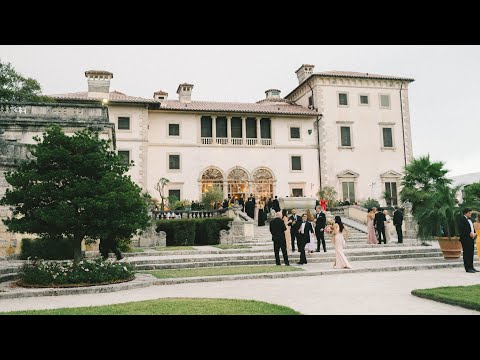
[156,218,233,246]
[20,236,74,260]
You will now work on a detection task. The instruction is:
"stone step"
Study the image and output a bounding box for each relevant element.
[0,266,20,276]
[0,272,18,283]
[134,253,444,270]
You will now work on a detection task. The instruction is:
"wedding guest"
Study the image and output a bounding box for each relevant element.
[306,211,316,253]
[297,213,313,264]
[289,209,301,252]
[367,208,377,244]
[282,209,291,255]
[332,216,351,269]
[315,205,327,252]
[393,206,404,243]
[374,207,387,244]
[258,199,265,226]
[269,211,290,266]
[383,209,394,243]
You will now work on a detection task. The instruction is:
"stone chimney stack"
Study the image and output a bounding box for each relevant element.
[265,89,281,100]
[177,83,194,103]
[153,90,168,102]
[85,70,113,98]
[295,64,315,84]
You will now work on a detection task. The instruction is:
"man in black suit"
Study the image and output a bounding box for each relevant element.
[374,208,387,244]
[269,212,289,266]
[288,209,301,252]
[238,195,245,212]
[297,213,313,264]
[458,208,477,273]
[393,206,404,243]
[272,196,281,212]
[315,205,327,252]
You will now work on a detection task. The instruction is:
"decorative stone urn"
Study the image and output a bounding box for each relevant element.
[278,197,316,211]
[436,237,462,259]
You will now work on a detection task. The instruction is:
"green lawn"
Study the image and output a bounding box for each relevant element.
[154,246,195,251]
[0,298,300,315]
[143,265,302,279]
[212,244,251,250]
[125,248,144,253]
[412,285,480,311]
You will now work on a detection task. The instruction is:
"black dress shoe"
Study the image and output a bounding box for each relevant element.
[472,268,479,272]
[296,262,304,265]
[316,250,320,252]
[466,269,476,273]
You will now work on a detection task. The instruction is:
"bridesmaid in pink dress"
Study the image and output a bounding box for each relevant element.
[367,209,377,244]
[332,216,352,269]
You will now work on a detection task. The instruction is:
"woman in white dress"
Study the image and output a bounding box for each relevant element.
[332,216,352,269]
[383,209,393,243]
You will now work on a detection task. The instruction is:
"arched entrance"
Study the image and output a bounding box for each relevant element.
[201,168,224,194]
[252,168,274,199]
[227,168,249,200]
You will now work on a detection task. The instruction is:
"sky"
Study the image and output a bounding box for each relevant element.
[1,45,479,177]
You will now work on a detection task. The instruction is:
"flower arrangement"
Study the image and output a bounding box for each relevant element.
[325,219,335,234]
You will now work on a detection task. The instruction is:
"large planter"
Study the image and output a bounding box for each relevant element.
[278,197,316,211]
[436,236,462,259]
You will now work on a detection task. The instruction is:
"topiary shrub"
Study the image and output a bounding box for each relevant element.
[20,236,74,260]
[156,219,196,246]
[194,218,233,245]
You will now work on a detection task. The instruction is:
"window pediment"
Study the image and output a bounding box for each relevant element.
[337,170,359,178]
[380,170,402,178]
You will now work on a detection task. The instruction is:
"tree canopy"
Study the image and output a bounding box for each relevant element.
[0,126,150,262]
[0,59,52,102]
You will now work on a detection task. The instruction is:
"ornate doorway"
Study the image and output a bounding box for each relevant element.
[252,168,274,199]
[201,168,224,193]
[227,168,249,200]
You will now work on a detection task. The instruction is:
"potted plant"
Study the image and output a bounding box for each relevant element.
[415,184,462,259]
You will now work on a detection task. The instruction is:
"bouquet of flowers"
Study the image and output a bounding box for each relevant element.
[325,219,335,234]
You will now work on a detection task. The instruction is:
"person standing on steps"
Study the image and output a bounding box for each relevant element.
[269,211,290,266]
[458,208,478,273]
[315,205,327,252]
[393,206,404,243]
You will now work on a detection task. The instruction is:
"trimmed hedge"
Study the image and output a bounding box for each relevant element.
[20,237,74,260]
[156,218,233,246]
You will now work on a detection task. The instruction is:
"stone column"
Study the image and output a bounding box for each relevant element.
[227,116,232,145]
[256,117,261,145]
[212,115,217,145]
[241,116,246,146]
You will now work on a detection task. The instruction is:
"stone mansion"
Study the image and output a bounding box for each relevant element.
[52,65,414,206]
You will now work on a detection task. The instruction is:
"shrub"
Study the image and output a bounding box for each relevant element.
[194,218,233,245]
[19,258,134,286]
[20,236,74,260]
[117,238,132,252]
[156,219,196,246]
[361,198,380,209]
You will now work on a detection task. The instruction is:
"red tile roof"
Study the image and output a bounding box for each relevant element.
[51,91,159,104]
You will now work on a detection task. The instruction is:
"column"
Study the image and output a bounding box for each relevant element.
[242,116,246,146]
[212,115,217,145]
[256,117,261,145]
[227,116,232,145]
[223,181,228,199]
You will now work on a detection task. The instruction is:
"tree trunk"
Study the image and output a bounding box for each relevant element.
[73,236,84,264]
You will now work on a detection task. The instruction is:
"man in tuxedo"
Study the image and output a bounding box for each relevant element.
[393,206,404,243]
[458,208,478,273]
[315,205,327,252]
[297,213,313,264]
[245,198,254,219]
[269,212,290,266]
[374,208,387,244]
[272,196,281,212]
[288,209,301,252]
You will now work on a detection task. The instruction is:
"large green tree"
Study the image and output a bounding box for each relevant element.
[0,126,150,263]
[0,59,52,102]
[463,182,480,212]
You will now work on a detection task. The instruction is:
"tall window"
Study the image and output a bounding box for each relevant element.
[383,128,393,148]
[168,189,181,201]
[118,150,130,165]
[290,127,300,139]
[231,117,242,138]
[169,154,180,170]
[260,118,271,139]
[201,116,212,138]
[216,116,227,138]
[291,156,302,171]
[118,117,130,130]
[246,117,257,138]
[169,124,180,136]
[342,182,355,203]
[338,93,348,106]
[340,127,351,147]
[380,94,390,108]
[385,182,398,206]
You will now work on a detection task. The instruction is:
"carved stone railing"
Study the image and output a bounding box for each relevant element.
[153,209,226,220]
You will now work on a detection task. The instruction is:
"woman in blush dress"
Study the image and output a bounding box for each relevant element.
[332,216,351,269]
[282,209,291,255]
[367,208,377,244]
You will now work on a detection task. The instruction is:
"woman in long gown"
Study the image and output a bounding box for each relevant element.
[258,200,265,226]
[282,209,291,255]
[383,209,393,243]
[367,209,377,244]
[332,215,352,269]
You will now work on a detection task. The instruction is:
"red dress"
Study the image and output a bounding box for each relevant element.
[320,199,327,212]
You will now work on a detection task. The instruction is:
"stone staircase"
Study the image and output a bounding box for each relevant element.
[0,261,22,283]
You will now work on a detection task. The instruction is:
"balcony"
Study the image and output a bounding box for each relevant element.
[200,137,272,146]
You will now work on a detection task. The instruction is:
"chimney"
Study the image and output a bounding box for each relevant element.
[265,89,281,100]
[177,83,194,103]
[295,64,315,84]
[85,70,113,98]
[153,90,168,102]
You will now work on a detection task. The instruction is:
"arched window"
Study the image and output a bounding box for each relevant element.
[253,168,274,199]
[201,168,224,193]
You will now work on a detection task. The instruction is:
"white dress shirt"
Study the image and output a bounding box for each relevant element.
[466,216,474,234]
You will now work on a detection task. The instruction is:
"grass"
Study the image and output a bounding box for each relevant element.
[124,248,144,253]
[212,244,251,250]
[154,246,195,251]
[143,265,302,279]
[0,298,300,315]
[412,284,480,311]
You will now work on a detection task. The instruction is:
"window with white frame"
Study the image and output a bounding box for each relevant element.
[382,127,393,148]
[359,95,369,105]
[340,126,352,147]
[169,123,180,136]
[118,117,130,130]
[169,154,180,170]
[292,188,304,197]
[342,181,355,203]
[291,156,302,171]
[384,182,398,206]
[380,94,390,109]
[290,127,301,139]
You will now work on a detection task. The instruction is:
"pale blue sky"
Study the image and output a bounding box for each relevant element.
[1,45,478,176]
